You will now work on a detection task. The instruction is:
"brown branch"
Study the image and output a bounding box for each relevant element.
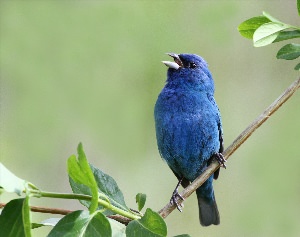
[0,202,132,225]
[107,215,132,225]
[158,77,300,219]
[0,202,73,215]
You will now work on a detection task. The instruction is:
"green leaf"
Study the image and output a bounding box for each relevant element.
[263,11,282,23]
[0,162,26,195]
[136,193,146,212]
[0,198,26,237]
[67,143,98,213]
[69,177,101,213]
[294,63,300,70]
[22,194,32,237]
[126,208,167,237]
[40,218,61,227]
[31,223,45,229]
[90,164,129,212]
[253,22,291,47]
[69,164,130,215]
[277,43,300,60]
[297,0,300,16]
[238,16,270,39]
[274,30,300,43]
[32,218,61,229]
[108,219,126,237]
[48,210,112,237]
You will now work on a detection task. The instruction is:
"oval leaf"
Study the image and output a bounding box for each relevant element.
[238,16,270,39]
[295,63,300,70]
[90,164,129,211]
[126,208,167,237]
[262,11,282,23]
[108,219,126,237]
[48,210,112,237]
[136,193,146,212]
[276,43,300,60]
[253,22,291,47]
[274,30,300,43]
[67,143,99,213]
[32,218,62,228]
[69,164,130,215]
[0,198,26,237]
[0,163,26,195]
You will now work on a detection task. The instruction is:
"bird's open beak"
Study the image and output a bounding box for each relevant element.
[162,53,183,70]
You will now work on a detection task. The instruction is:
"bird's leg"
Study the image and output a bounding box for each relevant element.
[170,177,185,212]
[213,153,227,169]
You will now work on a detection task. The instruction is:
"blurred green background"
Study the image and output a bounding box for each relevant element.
[1,1,299,236]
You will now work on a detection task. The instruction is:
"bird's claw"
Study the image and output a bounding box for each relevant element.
[170,189,185,212]
[214,153,227,169]
[170,178,185,212]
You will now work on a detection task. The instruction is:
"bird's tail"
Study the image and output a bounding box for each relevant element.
[196,186,220,226]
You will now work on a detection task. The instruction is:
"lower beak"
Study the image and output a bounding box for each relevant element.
[162,53,183,70]
[162,61,181,70]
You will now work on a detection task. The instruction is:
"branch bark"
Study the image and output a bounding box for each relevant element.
[158,77,300,219]
[0,203,132,225]
[0,203,73,215]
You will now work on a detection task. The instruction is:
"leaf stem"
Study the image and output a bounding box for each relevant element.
[29,190,141,220]
[158,77,300,218]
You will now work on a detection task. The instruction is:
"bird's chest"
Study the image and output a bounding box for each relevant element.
[159,101,218,153]
[157,92,215,126]
[155,92,220,179]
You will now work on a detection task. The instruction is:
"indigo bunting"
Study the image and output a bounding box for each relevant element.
[154,53,225,226]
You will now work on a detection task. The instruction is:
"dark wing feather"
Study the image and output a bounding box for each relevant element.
[171,168,190,188]
[213,121,224,180]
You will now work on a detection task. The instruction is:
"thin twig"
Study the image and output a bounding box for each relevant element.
[0,203,132,225]
[0,203,73,215]
[107,215,132,225]
[158,77,300,219]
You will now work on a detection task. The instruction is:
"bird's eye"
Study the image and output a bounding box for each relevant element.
[189,62,197,69]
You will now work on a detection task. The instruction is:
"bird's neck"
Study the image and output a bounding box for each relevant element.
[165,80,214,95]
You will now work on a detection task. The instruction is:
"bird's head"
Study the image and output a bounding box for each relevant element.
[162,53,214,93]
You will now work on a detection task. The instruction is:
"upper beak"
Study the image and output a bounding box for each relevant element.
[162,53,183,70]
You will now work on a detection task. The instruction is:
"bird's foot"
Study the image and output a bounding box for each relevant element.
[170,189,185,212]
[170,178,185,212]
[213,152,227,169]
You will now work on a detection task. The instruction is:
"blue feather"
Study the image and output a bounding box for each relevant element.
[154,53,223,226]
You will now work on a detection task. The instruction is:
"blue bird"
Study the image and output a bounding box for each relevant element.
[154,53,225,226]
